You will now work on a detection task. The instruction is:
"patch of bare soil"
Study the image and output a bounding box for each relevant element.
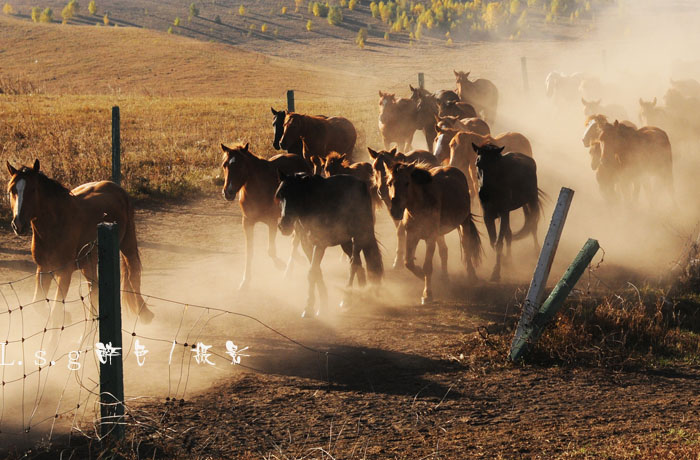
[1,196,697,458]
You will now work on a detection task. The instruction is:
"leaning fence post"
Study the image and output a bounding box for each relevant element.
[510,238,600,362]
[510,187,574,358]
[98,222,125,440]
[520,57,529,93]
[111,106,120,186]
[418,72,425,90]
[286,90,295,113]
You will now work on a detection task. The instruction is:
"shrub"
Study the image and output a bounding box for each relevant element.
[294,0,303,12]
[482,2,506,32]
[327,5,342,25]
[2,2,14,14]
[174,16,180,26]
[189,2,199,19]
[88,0,96,14]
[102,12,108,25]
[61,0,79,23]
[31,6,40,21]
[214,14,221,23]
[273,27,278,36]
[40,7,53,22]
[306,19,312,31]
[261,23,268,32]
[348,0,357,10]
[355,27,367,48]
[281,6,287,14]
[167,25,173,33]
[238,4,245,15]
[312,2,328,17]
[384,31,389,40]
[339,0,347,7]
[509,0,520,15]
[370,1,379,18]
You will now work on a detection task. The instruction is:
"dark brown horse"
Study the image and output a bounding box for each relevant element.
[439,100,478,119]
[384,163,481,304]
[409,86,440,153]
[378,91,418,151]
[473,144,542,281]
[6,160,153,326]
[220,143,311,288]
[279,112,356,159]
[454,70,499,124]
[276,172,383,317]
[323,152,374,185]
[435,116,490,136]
[448,131,533,204]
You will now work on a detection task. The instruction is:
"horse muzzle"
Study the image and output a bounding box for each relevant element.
[278,218,294,236]
[389,200,405,221]
[273,140,281,151]
[222,187,236,201]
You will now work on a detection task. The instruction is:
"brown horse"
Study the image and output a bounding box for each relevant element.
[598,121,674,203]
[454,71,499,124]
[448,131,533,204]
[473,144,542,282]
[279,112,357,159]
[220,143,311,288]
[384,163,481,304]
[409,86,440,153]
[581,98,628,121]
[368,147,441,270]
[435,116,490,136]
[378,91,418,151]
[276,172,383,316]
[6,160,153,326]
[438,100,477,119]
[323,152,374,185]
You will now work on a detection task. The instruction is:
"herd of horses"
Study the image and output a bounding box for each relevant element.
[5,67,692,320]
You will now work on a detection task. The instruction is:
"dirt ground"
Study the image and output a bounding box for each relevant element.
[0,195,698,459]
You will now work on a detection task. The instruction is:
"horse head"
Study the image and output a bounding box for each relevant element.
[385,162,432,221]
[581,98,601,117]
[275,171,318,236]
[368,147,398,209]
[582,115,608,148]
[473,143,504,203]
[433,128,458,165]
[271,107,287,150]
[279,113,303,152]
[6,159,42,236]
[220,143,252,201]
[323,152,346,176]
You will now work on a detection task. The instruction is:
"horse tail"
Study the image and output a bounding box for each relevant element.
[120,197,154,324]
[512,188,545,241]
[460,213,482,269]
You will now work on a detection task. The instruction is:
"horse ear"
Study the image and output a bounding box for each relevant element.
[614,120,619,127]
[471,142,480,153]
[243,143,250,152]
[581,97,587,105]
[411,168,432,185]
[390,147,397,156]
[453,70,459,77]
[33,159,40,172]
[652,97,657,106]
[409,84,415,92]
[271,107,278,116]
[220,143,231,153]
[367,147,379,159]
[6,161,17,176]
[465,71,470,78]
[378,90,383,97]
[638,98,644,106]
[496,146,505,155]
[277,169,288,182]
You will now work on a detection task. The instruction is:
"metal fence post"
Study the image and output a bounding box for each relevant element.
[418,72,425,90]
[111,106,120,186]
[286,90,295,113]
[98,222,124,440]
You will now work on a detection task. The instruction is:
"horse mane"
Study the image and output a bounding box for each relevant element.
[585,114,608,126]
[24,167,71,196]
[325,152,350,167]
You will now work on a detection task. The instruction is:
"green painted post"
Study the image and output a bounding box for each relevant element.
[510,238,600,362]
[111,106,120,186]
[418,72,425,90]
[287,90,295,113]
[98,222,125,440]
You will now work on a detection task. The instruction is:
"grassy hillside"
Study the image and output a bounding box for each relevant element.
[0,14,355,97]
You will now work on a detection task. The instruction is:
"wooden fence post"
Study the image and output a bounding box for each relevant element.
[98,222,125,440]
[510,238,600,362]
[510,187,574,358]
[111,106,120,186]
[286,90,295,113]
[520,57,529,93]
[418,72,425,90]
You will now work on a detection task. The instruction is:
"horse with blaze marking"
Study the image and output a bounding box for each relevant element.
[6,160,153,326]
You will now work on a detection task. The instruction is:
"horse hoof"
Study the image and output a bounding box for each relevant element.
[238,279,250,291]
[301,309,314,319]
[490,273,501,282]
[339,298,352,310]
[421,296,433,305]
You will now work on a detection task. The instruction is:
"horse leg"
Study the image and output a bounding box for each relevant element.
[421,238,436,305]
[491,213,509,282]
[437,235,449,282]
[393,220,406,270]
[340,241,364,309]
[303,245,327,318]
[33,267,52,316]
[267,221,286,270]
[404,231,424,279]
[484,211,498,249]
[79,259,99,319]
[240,217,254,290]
[50,269,74,330]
